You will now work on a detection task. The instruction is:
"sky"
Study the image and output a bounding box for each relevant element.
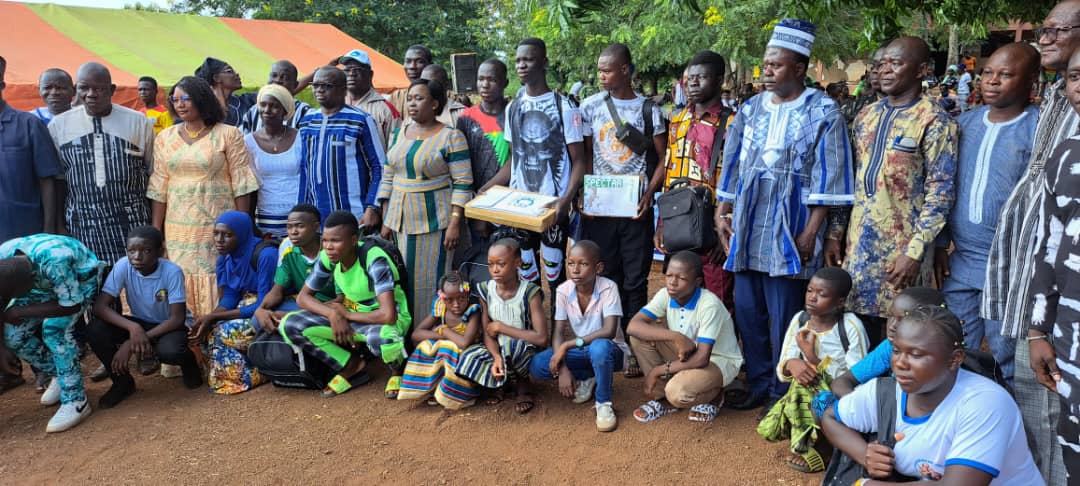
[12,0,172,9]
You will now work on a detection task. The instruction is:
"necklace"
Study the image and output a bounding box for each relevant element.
[184,124,205,139]
[266,130,285,152]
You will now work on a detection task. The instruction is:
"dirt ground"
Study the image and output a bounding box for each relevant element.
[0,263,823,485]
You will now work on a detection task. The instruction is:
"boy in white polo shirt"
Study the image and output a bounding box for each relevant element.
[530,240,626,432]
[628,250,742,423]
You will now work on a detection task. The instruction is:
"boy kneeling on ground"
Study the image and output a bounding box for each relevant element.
[88,226,202,409]
[628,250,742,423]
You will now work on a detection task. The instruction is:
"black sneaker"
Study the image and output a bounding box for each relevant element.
[729,390,768,410]
[181,362,203,389]
[99,378,135,409]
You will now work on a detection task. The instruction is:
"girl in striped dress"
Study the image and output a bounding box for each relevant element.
[377,79,473,327]
[456,239,549,414]
[398,271,482,409]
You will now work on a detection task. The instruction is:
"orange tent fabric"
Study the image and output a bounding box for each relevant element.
[220,18,407,94]
[0,2,407,111]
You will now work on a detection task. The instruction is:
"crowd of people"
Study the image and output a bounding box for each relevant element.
[4,2,1080,484]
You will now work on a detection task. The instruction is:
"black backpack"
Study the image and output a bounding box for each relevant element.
[247,331,334,390]
[962,349,1013,395]
[797,311,850,353]
[249,238,281,271]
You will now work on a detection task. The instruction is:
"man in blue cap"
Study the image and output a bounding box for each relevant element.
[716,18,856,413]
[340,49,400,148]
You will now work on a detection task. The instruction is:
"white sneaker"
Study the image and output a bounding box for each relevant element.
[46,399,91,433]
[595,402,617,432]
[160,364,182,378]
[572,377,596,404]
[40,378,60,406]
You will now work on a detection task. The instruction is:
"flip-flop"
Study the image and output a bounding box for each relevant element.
[634,400,678,422]
[786,448,826,473]
[384,375,402,399]
[320,372,371,398]
[688,403,721,422]
[515,396,536,414]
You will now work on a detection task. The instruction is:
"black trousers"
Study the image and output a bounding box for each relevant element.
[580,212,654,340]
[86,316,194,377]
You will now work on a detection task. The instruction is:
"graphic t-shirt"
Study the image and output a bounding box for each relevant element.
[504,91,584,196]
[836,370,1041,484]
[274,239,336,302]
[456,105,510,190]
[579,92,665,177]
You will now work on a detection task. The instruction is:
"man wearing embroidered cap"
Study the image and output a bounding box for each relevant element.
[841,36,957,342]
[716,18,855,415]
[340,49,400,147]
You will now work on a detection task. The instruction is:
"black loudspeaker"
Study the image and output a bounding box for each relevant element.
[451,53,478,93]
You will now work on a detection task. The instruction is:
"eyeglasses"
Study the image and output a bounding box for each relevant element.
[169,95,192,104]
[1035,24,1080,42]
[311,82,338,90]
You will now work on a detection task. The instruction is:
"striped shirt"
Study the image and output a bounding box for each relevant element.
[377,125,472,235]
[48,104,154,264]
[239,99,313,135]
[718,89,854,278]
[296,106,386,222]
[983,79,1080,338]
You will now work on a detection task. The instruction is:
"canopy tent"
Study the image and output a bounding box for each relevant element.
[0,2,409,111]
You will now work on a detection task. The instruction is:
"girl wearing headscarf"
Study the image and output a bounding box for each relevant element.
[195,57,253,127]
[189,211,277,394]
[244,84,302,237]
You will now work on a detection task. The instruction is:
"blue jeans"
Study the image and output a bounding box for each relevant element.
[529,338,624,404]
[943,277,1015,385]
[734,271,807,399]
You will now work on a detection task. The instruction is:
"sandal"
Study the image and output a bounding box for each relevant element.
[633,399,678,423]
[484,390,504,406]
[320,372,371,398]
[624,356,643,378]
[384,375,402,399]
[786,449,826,473]
[688,403,721,422]
[515,396,536,414]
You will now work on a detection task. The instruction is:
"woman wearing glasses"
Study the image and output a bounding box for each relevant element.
[148,76,259,319]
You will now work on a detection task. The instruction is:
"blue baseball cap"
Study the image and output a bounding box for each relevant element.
[339,49,371,68]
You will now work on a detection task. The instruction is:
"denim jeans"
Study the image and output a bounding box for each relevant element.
[943,277,1015,386]
[529,338,624,404]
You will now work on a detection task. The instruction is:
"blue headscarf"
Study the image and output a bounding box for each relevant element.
[215,211,259,292]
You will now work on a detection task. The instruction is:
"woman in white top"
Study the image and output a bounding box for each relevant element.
[243,84,302,238]
[823,305,1042,486]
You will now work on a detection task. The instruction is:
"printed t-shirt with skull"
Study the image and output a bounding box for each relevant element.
[503,91,584,197]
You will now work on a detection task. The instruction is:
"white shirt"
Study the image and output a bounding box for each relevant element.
[836,370,1043,485]
[776,312,868,380]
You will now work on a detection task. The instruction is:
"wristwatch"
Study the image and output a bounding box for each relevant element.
[575,337,585,348]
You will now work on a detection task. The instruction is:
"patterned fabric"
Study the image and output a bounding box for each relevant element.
[0,103,63,242]
[49,104,155,264]
[378,125,473,235]
[146,123,260,318]
[843,95,957,317]
[984,79,1080,337]
[395,231,452,327]
[456,104,509,190]
[842,93,878,126]
[207,314,265,395]
[0,234,102,404]
[456,339,535,389]
[346,89,400,148]
[504,91,584,196]
[940,105,1037,290]
[139,106,173,135]
[757,357,833,456]
[274,241,337,302]
[664,102,733,193]
[243,134,302,238]
[717,89,854,278]
[280,309,408,369]
[296,106,386,221]
[397,303,481,409]
[239,99,312,135]
[31,107,56,125]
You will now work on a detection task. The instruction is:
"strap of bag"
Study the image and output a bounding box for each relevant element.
[603,93,624,126]
[707,109,728,175]
[876,376,898,447]
[796,310,849,355]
